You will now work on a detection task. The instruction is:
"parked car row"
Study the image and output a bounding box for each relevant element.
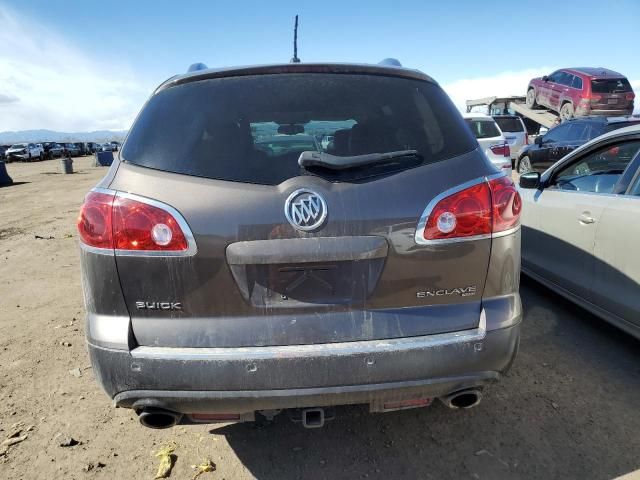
[2,141,120,162]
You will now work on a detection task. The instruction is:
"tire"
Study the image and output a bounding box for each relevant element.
[39,153,44,161]
[518,156,533,174]
[27,153,32,163]
[526,88,538,109]
[560,102,574,121]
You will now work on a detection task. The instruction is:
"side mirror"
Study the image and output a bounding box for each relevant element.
[534,136,543,146]
[519,172,541,189]
[542,75,549,82]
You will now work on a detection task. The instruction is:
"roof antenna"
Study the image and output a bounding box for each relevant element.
[290,15,301,63]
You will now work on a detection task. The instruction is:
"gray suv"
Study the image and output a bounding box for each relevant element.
[77,62,523,429]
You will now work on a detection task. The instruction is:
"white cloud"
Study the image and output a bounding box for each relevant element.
[442,67,557,113]
[0,5,150,132]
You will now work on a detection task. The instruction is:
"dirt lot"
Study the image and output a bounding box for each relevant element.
[1,157,639,480]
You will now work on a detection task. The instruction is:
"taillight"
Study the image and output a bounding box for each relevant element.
[626,92,635,101]
[590,94,602,103]
[490,143,510,157]
[77,191,114,248]
[77,190,193,254]
[488,176,521,233]
[112,196,188,251]
[524,134,529,145]
[422,182,492,241]
[416,175,521,244]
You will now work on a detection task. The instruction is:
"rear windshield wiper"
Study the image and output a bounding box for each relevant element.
[298,150,420,171]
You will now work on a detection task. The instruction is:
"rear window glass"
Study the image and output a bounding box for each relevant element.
[494,117,524,133]
[603,121,640,134]
[572,76,583,89]
[464,119,501,139]
[122,74,476,185]
[591,78,633,94]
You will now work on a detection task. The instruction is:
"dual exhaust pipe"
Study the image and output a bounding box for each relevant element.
[136,389,482,430]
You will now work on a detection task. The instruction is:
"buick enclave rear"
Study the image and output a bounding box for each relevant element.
[78,62,522,429]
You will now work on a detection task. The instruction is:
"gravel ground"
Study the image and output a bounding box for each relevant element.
[0,157,639,480]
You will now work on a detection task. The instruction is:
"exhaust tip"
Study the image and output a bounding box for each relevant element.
[442,389,482,410]
[138,407,182,429]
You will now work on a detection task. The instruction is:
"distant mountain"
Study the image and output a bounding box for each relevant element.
[0,129,128,144]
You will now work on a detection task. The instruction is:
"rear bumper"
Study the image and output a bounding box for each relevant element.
[576,107,633,116]
[89,296,521,414]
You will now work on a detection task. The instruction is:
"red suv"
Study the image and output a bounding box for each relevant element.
[526,68,635,120]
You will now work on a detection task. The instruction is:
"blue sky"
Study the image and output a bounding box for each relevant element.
[1,0,639,131]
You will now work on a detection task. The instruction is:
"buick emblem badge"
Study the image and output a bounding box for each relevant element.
[284,189,327,231]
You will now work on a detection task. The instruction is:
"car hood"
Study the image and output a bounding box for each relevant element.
[6,147,26,153]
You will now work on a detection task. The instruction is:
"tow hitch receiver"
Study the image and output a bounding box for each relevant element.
[302,408,325,428]
[289,407,335,428]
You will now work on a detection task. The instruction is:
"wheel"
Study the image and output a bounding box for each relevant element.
[27,153,32,162]
[560,102,574,121]
[518,156,533,174]
[526,88,538,109]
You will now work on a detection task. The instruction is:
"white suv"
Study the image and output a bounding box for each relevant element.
[462,113,512,174]
[5,143,44,162]
[493,115,528,165]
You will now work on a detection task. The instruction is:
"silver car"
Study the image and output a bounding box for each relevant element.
[77,62,523,429]
[519,124,640,339]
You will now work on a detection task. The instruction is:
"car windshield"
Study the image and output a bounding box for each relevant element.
[122,73,476,185]
[10,144,27,148]
[591,78,633,94]
[464,119,501,139]
[494,117,524,133]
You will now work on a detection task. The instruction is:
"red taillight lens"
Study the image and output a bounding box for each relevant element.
[626,92,635,101]
[420,175,521,242]
[112,196,188,251]
[77,191,114,248]
[590,94,602,102]
[490,143,511,157]
[488,176,522,233]
[423,183,492,241]
[77,191,190,252]
[524,134,529,145]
